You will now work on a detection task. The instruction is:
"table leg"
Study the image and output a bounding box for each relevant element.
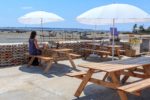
[116,48,120,57]
[121,76,129,84]
[121,69,135,84]
[28,57,35,67]
[110,72,120,86]
[44,60,53,73]
[102,72,109,81]
[110,72,128,100]
[52,53,58,64]
[143,64,150,77]
[66,53,76,69]
[108,48,112,55]
[83,51,90,60]
[74,69,94,97]
[100,54,104,58]
[105,54,108,58]
[118,91,128,100]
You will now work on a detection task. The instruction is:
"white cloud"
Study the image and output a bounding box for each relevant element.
[21,6,33,10]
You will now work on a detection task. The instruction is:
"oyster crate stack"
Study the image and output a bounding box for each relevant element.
[0,43,28,67]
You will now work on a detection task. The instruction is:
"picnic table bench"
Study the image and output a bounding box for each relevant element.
[66,56,150,100]
[105,45,122,57]
[118,78,150,100]
[26,48,80,73]
[25,53,53,73]
[49,48,80,69]
[83,44,124,59]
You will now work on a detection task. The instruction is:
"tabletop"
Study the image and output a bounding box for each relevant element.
[87,43,101,46]
[78,56,150,72]
[49,48,73,52]
[106,45,121,48]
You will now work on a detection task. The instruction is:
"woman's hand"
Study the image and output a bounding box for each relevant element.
[43,43,48,49]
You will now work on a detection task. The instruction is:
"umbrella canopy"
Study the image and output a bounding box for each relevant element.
[77,3,150,60]
[77,3,150,25]
[18,11,64,24]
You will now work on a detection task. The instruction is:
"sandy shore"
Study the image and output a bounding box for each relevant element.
[0,31,150,43]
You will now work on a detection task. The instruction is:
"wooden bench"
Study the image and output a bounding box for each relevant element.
[66,71,87,77]
[135,52,150,57]
[68,53,81,58]
[66,71,87,79]
[117,78,150,100]
[93,50,110,58]
[25,53,53,73]
[119,49,126,55]
[66,70,102,78]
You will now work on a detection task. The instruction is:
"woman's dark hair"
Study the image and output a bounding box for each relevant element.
[30,31,37,39]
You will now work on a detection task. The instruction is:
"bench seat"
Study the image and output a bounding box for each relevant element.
[36,56,53,61]
[94,50,110,54]
[25,53,53,73]
[83,48,110,59]
[25,53,53,61]
[118,78,150,93]
[66,71,87,77]
[68,53,81,58]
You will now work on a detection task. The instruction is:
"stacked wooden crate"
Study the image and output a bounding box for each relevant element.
[58,42,85,54]
[0,41,92,67]
[0,44,28,67]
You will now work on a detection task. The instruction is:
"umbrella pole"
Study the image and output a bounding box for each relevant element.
[92,25,97,49]
[41,18,44,42]
[92,25,97,55]
[112,19,115,61]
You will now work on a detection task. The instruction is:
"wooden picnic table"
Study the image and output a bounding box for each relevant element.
[86,43,122,57]
[82,48,110,59]
[26,53,54,73]
[105,45,121,57]
[86,43,105,49]
[83,43,111,59]
[72,56,150,99]
[49,48,77,69]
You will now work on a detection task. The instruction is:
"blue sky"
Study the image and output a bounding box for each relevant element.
[0,0,150,31]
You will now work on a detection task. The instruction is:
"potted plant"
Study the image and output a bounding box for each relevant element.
[129,37,141,55]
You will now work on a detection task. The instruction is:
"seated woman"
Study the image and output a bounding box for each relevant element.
[29,31,41,66]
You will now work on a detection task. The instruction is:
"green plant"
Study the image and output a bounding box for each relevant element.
[129,37,140,45]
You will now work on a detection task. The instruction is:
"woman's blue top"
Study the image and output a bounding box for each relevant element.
[29,39,39,55]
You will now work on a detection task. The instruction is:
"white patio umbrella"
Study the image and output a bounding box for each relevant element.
[18,11,64,41]
[77,3,150,60]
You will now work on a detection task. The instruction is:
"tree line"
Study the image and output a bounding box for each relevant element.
[133,24,150,34]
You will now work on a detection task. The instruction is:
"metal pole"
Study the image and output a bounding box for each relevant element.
[41,18,44,42]
[91,25,97,56]
[93,25,97,49]
[65,32,66,41]
[112,19,115,61]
